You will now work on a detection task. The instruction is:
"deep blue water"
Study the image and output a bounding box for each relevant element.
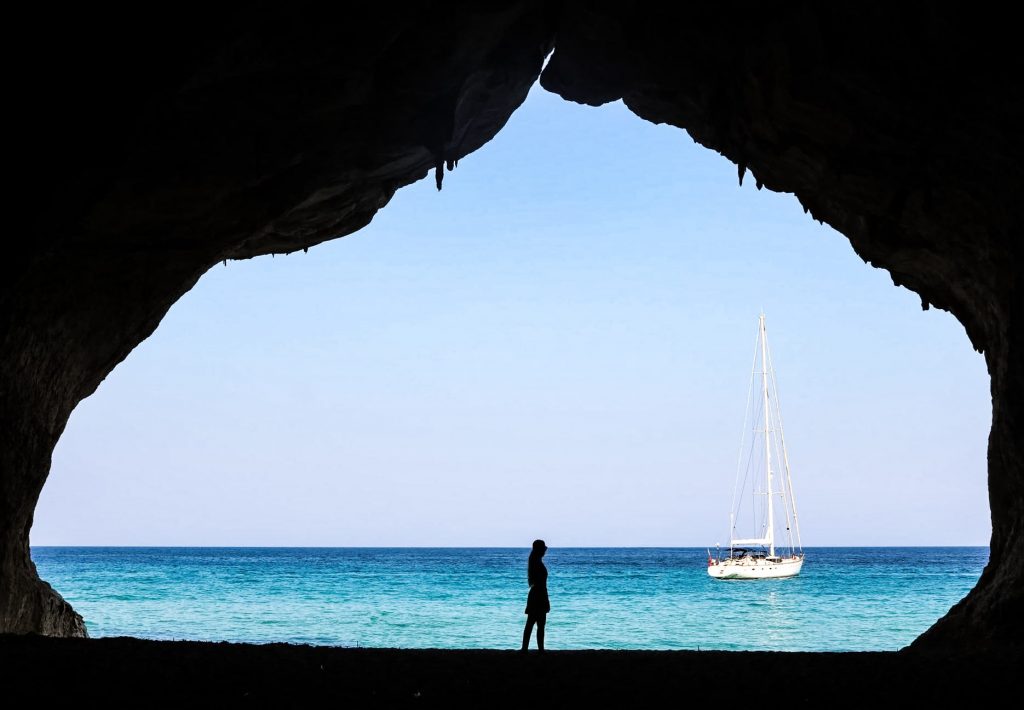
[31,546,986,651]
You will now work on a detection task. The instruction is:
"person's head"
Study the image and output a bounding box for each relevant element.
[528,539,547,585]
[531,539,547,558]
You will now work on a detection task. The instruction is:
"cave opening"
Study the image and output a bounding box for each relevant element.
[3,5,1020,657]
[29,85,990,650]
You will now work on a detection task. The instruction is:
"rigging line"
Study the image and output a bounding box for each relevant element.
[766,332,803,552]
[740,390,765,525]
[739,432,758,535]
[730,322,761,534]
[734,428,758,537]
[764,334,794,554]
[762,343,795,553]
[749,376,769,535]
[735,414,759,539]
[770,389,795,553]
[755,449,768,540]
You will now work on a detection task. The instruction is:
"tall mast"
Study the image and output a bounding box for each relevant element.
[760,313,775,557]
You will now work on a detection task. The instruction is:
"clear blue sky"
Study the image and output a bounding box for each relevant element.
[34,85,991,547]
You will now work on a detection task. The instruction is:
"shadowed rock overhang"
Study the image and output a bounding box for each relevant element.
[1,2,1020,649]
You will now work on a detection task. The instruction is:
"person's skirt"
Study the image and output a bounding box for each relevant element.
[525,584,550,616]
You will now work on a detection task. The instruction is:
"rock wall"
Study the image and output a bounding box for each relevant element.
[2,3,1019,647]
[539,3,1022,648]
[1,2,554,637]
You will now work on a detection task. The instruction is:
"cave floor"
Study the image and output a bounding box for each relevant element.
[2,635,1017,706]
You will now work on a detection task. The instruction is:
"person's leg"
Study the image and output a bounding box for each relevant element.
[536,614,546,651]
[521,616,535,651]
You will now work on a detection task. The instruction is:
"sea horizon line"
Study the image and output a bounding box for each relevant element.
[31,544,990,550]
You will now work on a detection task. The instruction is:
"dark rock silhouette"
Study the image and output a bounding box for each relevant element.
[0,635,1019,704]
[1,2,1021,656]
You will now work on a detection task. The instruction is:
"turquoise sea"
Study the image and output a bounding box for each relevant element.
[31,547,986,651]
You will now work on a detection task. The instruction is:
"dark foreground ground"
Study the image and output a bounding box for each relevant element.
[2,635,1019,707]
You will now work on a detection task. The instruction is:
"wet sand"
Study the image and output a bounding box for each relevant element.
[1,635,1017,706]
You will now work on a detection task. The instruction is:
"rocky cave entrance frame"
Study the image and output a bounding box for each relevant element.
[2,5,1020,649]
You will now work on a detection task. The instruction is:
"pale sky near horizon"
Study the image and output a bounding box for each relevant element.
[33,84,992,547]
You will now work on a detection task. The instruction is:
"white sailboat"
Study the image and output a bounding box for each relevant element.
[707,313,804,579]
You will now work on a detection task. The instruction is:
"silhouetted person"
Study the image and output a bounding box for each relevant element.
[520,539,549,652]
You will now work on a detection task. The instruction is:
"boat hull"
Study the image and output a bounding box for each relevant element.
[707,555,803,580]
